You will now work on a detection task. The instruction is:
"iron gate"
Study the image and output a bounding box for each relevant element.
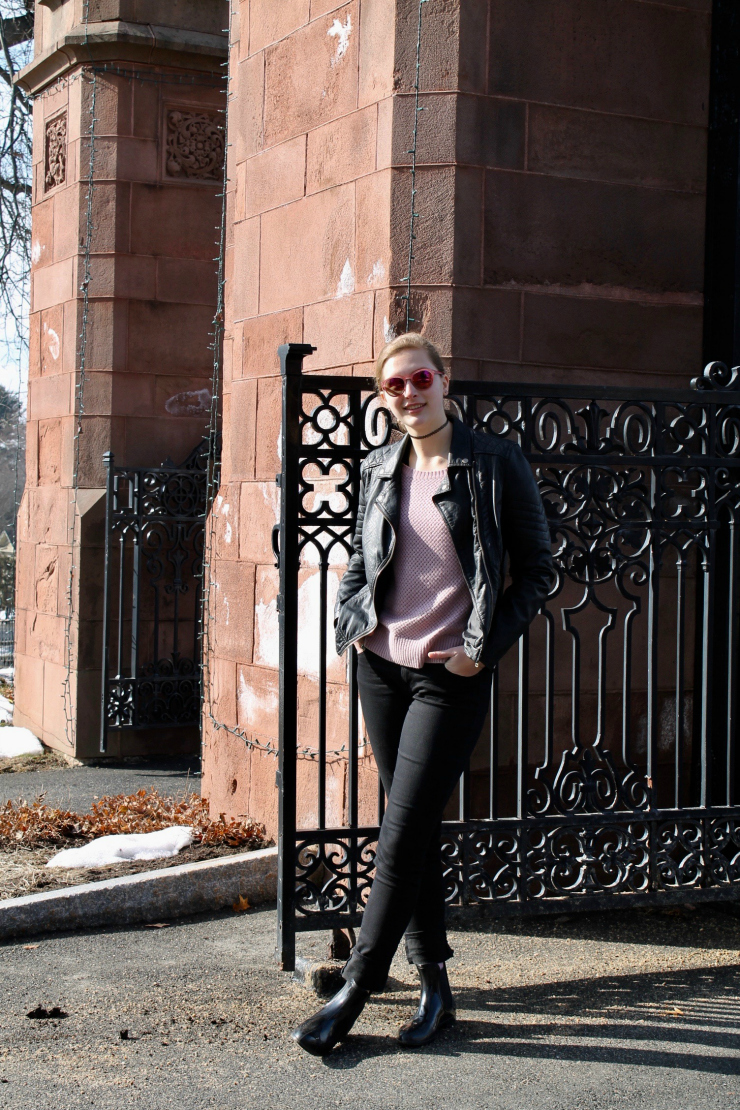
[276,345,740,969]
[100,440,210,751]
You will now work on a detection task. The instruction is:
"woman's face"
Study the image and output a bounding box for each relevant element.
[379,348,450,436]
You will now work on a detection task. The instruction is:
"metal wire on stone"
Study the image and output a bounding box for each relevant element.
[61,67,97,750]
[400,0,429,332]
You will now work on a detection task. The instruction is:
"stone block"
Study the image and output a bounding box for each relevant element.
[239,481,280,565]
[88,255,157,301]
[230,217,261,322]
[483,170,705,294]
[457,95,526,170]
[213,558,255,663]
[211,655,238,730]
[458,0,488,93]
[88,182,131,255]
[255,375,283,481]
[156,257,219,305]
[77,415,124,487]
[236,663,279,743]
[130,184,223,260]
[121,416,207,470]
[306,108,376,195]
[376,96,393,170]
[303,291,375,370]
[241,308,304,378]
[451,288,522,363]
[81,299,129,373]
[28,611,65,666]
[249,0,310,53]
[374,286,454,359]
[527,105,707,193]
[128,301,216,374]
[40,659,69,745]
[31,198,53,270]
[395,0,459,95]
[253,564,279,668]
[263,3,359,147]
[259,184,355,313]
[488,0,710,126]
[154,373,212,420]
[390,165,455,286]
[40,305,64,376]
[31,257,75,313]
[232,53,265,163]
[34,544,59,616]
[28,373,71,422]
[28,312,40,379]
[358,0,397,106]
[228,377,258,480]
[62,299,80,374]
[211,480,240,562]
[51,184,83,263]
[24,422,38,487]
[521,292,703,378]
[37,419,64,484]
[132,77,160,141]
[246,747,279,840]
[391,92,457,167]
[13,653,44,735]
[246,135,306,215]
[15,543,37,612]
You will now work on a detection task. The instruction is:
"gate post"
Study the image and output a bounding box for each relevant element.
[276,343,316,971]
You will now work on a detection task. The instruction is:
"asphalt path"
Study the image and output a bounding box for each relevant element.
[1,901,739,1109]
[0,758,201,812]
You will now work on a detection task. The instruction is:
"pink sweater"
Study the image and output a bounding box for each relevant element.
[363,465,472,669]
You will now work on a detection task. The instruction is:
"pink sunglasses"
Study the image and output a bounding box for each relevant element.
[380,368,442,397]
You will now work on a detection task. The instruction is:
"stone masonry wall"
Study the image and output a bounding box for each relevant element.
[14,0,227,756]
[205,0,711,837]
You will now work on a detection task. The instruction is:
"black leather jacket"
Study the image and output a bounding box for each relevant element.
[334,416,555,669]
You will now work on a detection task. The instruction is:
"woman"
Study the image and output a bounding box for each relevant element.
[292,333,554,1056]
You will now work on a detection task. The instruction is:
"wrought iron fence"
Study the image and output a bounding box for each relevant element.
[276,347,740,969]
[0,615,14,668]
[100,441,210,751]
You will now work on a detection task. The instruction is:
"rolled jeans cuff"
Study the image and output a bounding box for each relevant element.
[404,932,454,967]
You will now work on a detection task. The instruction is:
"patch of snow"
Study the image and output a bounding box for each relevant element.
[335,259,355,298]
[0,694,13,724]
[327,15,352,63]
[47,826,194,869]
[0,728,43,759]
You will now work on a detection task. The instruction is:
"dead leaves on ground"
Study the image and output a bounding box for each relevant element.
[0,789,266,851]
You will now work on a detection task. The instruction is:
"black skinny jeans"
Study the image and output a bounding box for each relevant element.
[342,648,492,992]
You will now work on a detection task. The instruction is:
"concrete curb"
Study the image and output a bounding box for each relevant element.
[0,845,277,941]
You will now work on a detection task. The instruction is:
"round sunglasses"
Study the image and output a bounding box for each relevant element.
[380,367,442,397]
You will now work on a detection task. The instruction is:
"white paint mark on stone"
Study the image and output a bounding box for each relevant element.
[367,260,386,287]
[31,239,41,265]
[165,387,211,416]
[44,324,60,361]
[238,670,278,730]
[336,258,355,298]
[224,522,232,544]
[327,14,352,64]
[383,316,397,343]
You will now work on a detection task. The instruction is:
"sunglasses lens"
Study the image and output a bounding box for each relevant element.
[412,370,434,389]
[382,377,404,396]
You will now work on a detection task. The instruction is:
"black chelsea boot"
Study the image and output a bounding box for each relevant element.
[291,980,370,1057]
[398,963,455,1047]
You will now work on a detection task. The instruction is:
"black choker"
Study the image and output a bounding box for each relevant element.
[407,418,450,441]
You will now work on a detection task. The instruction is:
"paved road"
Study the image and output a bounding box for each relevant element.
[0,758,201,812]
[1,901,739,1109]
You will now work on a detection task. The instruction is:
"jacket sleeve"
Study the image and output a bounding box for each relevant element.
[334,464,368,621]
[481,444,555,668]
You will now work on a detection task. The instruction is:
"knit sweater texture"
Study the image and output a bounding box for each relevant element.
[363,464,472,669]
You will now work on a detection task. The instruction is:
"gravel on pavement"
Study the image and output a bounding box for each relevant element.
[0,899,739,1109]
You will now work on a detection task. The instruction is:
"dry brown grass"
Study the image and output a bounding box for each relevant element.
[0,788,266,850]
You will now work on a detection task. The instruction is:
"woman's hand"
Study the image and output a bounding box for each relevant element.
[354,638,366,654]
[427,647,482,676]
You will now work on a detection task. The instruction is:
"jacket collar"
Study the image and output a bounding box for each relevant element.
[375,414,473,478]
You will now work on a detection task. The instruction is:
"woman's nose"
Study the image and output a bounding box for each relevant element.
[402,379,417,396]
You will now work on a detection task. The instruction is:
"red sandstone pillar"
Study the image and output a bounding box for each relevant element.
[205,0,710,837]
[14,0,228,757]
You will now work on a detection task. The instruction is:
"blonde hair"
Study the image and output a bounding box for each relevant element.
[374,332,446,391]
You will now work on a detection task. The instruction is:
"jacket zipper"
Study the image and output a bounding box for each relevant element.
[470,469,496,660]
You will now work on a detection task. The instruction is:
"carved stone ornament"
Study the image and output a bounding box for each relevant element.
[165,109,225,181]
[44,112,67,192]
